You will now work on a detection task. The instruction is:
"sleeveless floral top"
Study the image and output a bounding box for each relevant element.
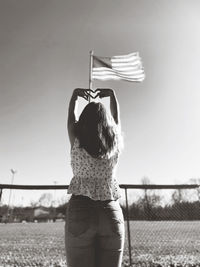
[68,138,121,200]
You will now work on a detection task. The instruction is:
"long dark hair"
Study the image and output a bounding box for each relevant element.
[76,102,122,158]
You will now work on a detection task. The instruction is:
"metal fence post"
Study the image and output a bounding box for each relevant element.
[0,189,2,203]
[125,187,132,266]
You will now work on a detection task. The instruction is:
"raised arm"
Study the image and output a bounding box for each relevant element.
[95,88,120,125]
[67,89,89,147]
[110,90,120,125]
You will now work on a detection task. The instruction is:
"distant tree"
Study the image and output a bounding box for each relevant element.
[56,194,69,206]
[38,193,53,207]
[190,178,200,201]
[30,200,38,208]
[138,176,162,220]
[171,187,189,204]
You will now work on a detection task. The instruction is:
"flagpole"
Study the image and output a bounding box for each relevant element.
[89,50,94,102]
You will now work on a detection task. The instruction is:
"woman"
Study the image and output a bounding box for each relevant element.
[65,88,124,267]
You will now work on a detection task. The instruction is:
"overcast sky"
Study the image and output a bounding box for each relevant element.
[1,0,200,204]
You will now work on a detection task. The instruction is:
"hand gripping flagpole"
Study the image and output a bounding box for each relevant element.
[88,50,94,102]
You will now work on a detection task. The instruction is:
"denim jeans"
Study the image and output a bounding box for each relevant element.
[65,195,125,267]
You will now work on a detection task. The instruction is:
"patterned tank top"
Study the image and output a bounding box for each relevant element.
[68,138,121,200]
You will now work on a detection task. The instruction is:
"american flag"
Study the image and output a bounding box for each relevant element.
[92,52,145,82]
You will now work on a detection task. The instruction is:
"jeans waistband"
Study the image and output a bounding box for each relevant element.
[71,194,114,204]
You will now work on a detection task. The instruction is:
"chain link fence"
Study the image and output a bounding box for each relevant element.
[0,184,200,267]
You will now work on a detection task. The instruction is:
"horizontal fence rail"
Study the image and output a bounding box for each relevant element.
[0,183,200,267]
[0,183,199,190]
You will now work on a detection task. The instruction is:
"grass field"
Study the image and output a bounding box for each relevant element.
[1,221,200,266]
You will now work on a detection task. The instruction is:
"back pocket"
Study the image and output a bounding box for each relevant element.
[67,206,90,237]
[104,201,124,235]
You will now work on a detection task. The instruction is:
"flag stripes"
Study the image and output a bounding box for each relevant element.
[92,52,145,82]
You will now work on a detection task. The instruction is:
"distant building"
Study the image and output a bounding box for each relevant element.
[34,207,50,222]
